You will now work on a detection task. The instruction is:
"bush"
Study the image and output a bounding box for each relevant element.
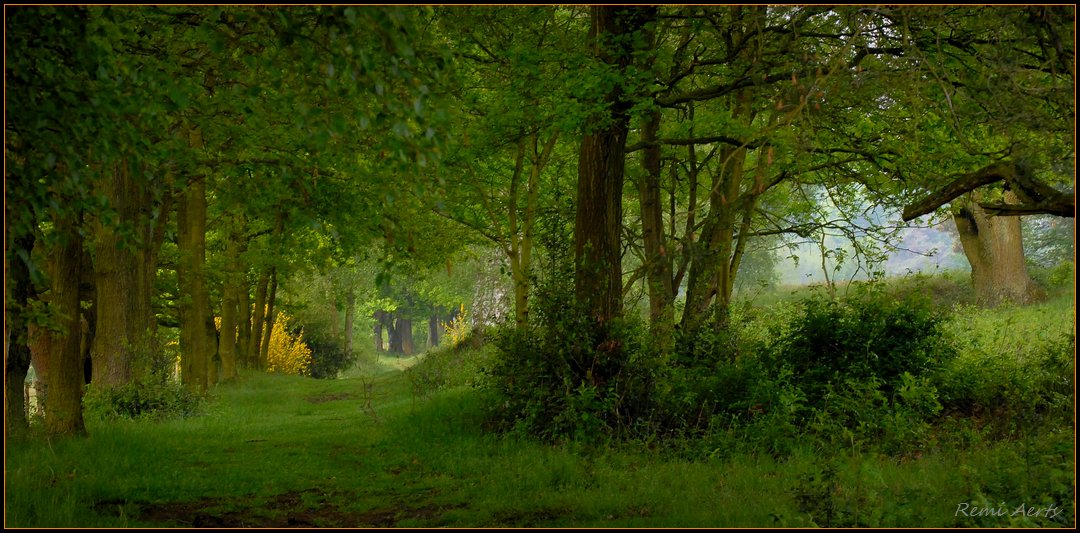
[305,335,356,379]
[405,336,494,400]
[762,288,956,409]
[484,279,658,442]
[83,375,202,421]
[266,312,313,376]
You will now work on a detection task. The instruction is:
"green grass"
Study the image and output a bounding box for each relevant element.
[6,290,1075,528]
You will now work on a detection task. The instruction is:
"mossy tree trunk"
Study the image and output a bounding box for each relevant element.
[44,213,87,436]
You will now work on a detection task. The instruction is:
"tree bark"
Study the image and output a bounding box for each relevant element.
[177,172,211,394]
[427,315,440,348]
[955,191,1045,306]
[903,161,1074,221]
[45,214,87,436]
[574,6,653,324]
[638,108,675,348]
[398,317,415,355]
[237,273,251,368]
[217,223,241,382]
[249,270,270,369]
[373,310,385,352]
[682,144,746,332]
[90,160,157,389]
[258,269,278,370]
[387,313,402,353]
[5,231,35,438]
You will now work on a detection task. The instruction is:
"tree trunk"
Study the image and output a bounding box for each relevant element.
[682,144,746,333]
[638,108,675,349]
[955,190,1045,306]
[218,223,241,382]
[45,214,87,436]
[574,6,653,324]
[427,315,440,348]
[177,173,211,394]
[398,317,415,355]
[90,160,156,389]
[237,274,251,368]
[5,231,35,438]
[388,313,402,354]
[249,270,270,369]
[343,289,356,355]
[373,310,385,352]
[258,269,278,370]
[80,264,96,386]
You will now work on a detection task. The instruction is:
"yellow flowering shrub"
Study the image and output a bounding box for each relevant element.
[442,304,471,348]
[266,312,312,376]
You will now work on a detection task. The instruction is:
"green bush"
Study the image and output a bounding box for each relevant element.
[405,339,495,400]
[484,279,658,442]
[305,334,357,379]
[935,330,1074,431]
[762,288,956,409]
[82,375,202,421]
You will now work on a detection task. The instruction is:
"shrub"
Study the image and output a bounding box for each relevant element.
[484,278,658,442]
[762,288,955,409]
[305,335,356,379]
[83,375,202,421]
[442,304,472,348]
[265,312,313,376]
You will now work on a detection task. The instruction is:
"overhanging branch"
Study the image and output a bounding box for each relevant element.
[901,161,1074,221]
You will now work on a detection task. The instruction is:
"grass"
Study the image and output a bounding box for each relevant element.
[5,283,1075,528]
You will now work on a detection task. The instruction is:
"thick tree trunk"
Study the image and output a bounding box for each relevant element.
[387,313,402,354]
[398,317,415,355]
[177,174,211,394]
[259,269,278,370]
[955,191,1045,306]
[343,290,356,355]
[5,231,35,438]
[249,270,270,369]
[574,101,629,324]
[574,6,653,324]
[45,215,87,436]
[90,160,157,389]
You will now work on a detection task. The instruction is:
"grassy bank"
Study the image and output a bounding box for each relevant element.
[5,292,1074,528]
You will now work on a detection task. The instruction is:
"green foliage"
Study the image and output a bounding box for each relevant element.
[304,334,357,380]
[1030,259,1075,296]
[82,376,202,422]
[405,343,494,400]
[762,288,956,409]
[485,278,657,441]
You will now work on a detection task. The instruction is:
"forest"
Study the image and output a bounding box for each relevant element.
[5,5,1075,528]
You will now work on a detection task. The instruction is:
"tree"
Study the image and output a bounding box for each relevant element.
[889,7,1074,305]
[574,6,655,324]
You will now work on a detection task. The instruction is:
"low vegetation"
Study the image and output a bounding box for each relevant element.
[8,274,1072,528]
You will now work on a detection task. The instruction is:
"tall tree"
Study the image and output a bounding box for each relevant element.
[574,6,655,324]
